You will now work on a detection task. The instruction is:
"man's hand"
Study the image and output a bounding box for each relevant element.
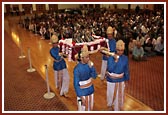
[113,54,119,62]
[88,60,94,68]
[59,53,63,56]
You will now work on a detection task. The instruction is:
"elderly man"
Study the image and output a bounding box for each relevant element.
[50,35,70,97]
[106,40,130,111]
[73,45,97,111]
[132,41,147,61]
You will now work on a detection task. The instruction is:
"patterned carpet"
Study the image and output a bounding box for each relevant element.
[4,31,69,111]
[125,54,164,111]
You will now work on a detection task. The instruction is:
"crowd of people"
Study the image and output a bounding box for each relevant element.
[20,6,164,56]
[19,6,164,111]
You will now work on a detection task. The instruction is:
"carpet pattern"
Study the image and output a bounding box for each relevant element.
[125,55,164,111]
[4,31,69,111]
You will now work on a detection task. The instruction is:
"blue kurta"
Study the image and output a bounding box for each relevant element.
[50,47,67,71]
[103,38,116,60]
[106,55,130,82]
[73,62,97,97]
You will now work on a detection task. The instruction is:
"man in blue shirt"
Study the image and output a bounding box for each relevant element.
[50,35,70,97]
[100,26,117,82]
[106,40,130,111]
[73,45,97,111]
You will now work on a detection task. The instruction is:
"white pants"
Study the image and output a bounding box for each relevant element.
[77,94,94,111]
[54,68,70,96]
[100,60,107,80]
[107,81,125,111]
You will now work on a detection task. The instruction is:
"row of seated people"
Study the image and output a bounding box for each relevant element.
[129,34,164,61]
[28,23,96,43]
[21,16,97,42]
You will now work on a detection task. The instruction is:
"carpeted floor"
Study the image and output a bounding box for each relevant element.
[4,31,69,111]
[125,54,164,111]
